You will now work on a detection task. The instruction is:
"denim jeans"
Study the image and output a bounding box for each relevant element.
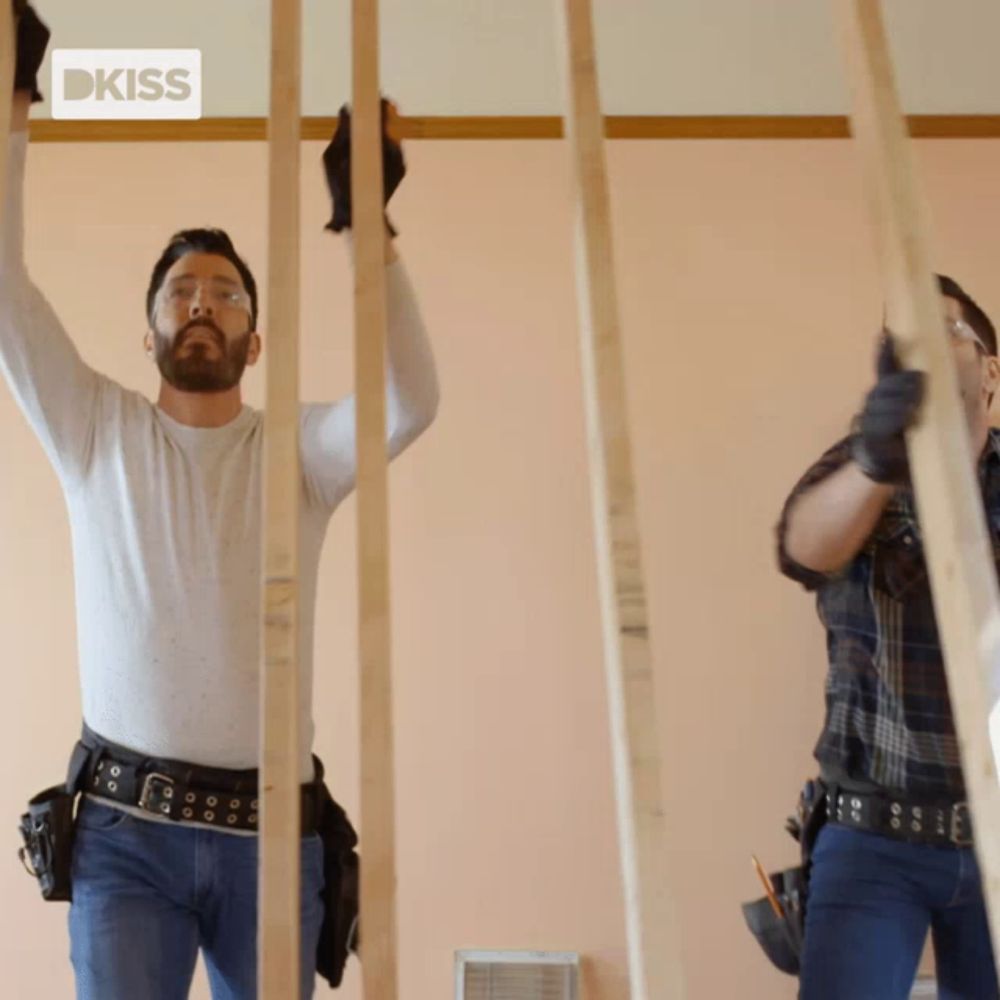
[68,799,325,1000]
[800,824,999,1000]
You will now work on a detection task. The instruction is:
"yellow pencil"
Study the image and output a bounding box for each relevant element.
[752,855,785,919]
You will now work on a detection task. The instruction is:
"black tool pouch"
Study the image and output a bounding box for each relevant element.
[312,758,360,989]
[741,864,806,974]
[17,741,89,903]
[741,778,828,976]
[18,784,76,901]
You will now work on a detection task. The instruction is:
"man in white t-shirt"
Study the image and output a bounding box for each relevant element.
[2,6,439,998]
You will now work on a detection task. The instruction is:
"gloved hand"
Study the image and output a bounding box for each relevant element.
[322,98,406,237]
[13,2,49,104]
[851,330,925,485]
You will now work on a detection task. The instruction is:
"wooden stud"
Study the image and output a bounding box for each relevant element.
[259,0,302,996]
[837,0,1000,974]
[352,1,399,998]
[0,3,14,212]
[554,1,686,997]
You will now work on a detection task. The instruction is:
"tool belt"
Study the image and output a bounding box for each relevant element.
[19,725,360,989]
[80,726,320,835]
[825,784,973,848]
[741,778,975,978]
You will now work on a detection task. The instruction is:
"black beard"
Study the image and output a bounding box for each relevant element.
[154,319,253,393]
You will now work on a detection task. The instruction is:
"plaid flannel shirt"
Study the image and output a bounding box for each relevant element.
[777,429,1000,801]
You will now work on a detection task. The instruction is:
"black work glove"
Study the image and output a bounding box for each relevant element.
[850,330,925,485]
[13,2,50,104]
[322,98,406,237]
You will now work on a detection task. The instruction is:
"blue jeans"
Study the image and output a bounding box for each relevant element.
[68,799,325,1000]
[800,824,999,1000]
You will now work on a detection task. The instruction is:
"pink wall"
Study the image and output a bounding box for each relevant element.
[2,135,999,998]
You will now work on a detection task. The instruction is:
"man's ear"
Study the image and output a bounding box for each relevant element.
[986,355,1000,397]
[143,330,154,358]
[246,331,262,367]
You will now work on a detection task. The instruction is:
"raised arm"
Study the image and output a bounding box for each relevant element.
[782,453,895,575]
[0,52,103,483]
[778,334,921,582]
[300,237,439,511]
[299,102,439,511]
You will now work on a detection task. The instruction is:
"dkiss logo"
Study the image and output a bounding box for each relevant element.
[62,68,192,103]
[51,50,202,120]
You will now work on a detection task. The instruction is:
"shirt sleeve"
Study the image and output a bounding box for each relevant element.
[0,131,103,485]
[775,435,854,591]
[299,256,440,511]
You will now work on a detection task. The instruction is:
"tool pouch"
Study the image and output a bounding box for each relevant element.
[17,741,89,903]
[741,778,828,976]
[313,758,360,989]
[18,784,76,902]
[741,865,806,974]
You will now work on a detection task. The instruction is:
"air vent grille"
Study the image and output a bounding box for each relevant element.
[455,950,579,1000]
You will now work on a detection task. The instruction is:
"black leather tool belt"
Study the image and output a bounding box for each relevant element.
[82,728,319,834]
[827,786,972,847]
[19,726,360,988]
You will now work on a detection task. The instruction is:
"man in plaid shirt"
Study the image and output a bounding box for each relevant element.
[778,275,1000,1000]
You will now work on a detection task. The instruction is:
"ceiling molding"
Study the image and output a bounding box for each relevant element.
[25,114,1000,143]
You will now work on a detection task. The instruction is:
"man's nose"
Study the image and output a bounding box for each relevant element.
[189,287,215,318]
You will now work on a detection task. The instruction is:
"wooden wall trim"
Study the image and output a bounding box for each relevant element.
[25,114,1000,143]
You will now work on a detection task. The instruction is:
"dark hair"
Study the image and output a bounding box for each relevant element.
[938,273,996,356]
[146,228,258,327]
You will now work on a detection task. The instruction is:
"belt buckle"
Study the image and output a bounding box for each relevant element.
[950,802,972,846]
[138,772,175,813]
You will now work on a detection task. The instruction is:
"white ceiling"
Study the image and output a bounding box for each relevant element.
[26,0,1000,119]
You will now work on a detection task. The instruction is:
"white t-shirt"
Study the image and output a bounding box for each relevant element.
[0,132,439,779]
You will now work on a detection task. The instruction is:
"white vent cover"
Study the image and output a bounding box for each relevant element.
[455,950,579,1000]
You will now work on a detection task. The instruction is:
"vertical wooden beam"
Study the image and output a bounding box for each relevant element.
[554,1,685,997]
[837,0,1000,975]
[0,3,14,213]
[352,2,399,998]
[259,0,302,996]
